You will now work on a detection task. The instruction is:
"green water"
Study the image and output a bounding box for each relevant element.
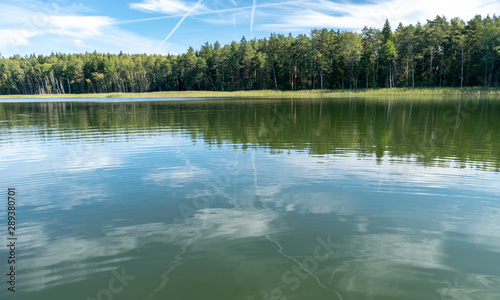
[0,97,499,300]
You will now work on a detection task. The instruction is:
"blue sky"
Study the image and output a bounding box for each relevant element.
[1,0,499,57]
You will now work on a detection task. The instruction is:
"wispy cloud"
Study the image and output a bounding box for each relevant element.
[122,1,299,25]
[129,0,206,14]
[0,29,38,47]
[46,15,113,38]
[18,207,282,291]
[143,165,211,187]
[0,0,166,56]
[261,0,500,31]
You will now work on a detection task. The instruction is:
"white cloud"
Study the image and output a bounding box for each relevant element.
[60,153,122,173]
[436,274,500,300]
[0,1,165,56]
[348,233,446,269]
[325,230,500,299]
[441,206,500,253]
[189,208,280,240]
[130,0,205,14]
[0,29,38,47]
[263,9,351,30]
[261,0,500,32]
[74,39,85,46]
[0,139,47,167]
[143,165,211,187]
[15,208,282,292]
[0,14,113,49]
[47,143,123,174]
[46,15,113,38]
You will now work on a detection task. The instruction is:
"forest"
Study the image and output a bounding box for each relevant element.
[0,15,499,95]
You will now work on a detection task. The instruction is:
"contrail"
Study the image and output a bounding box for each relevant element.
[250,0,256,39]
[252,150,258,195]
[115,1,301,25]
[144,231,202,299]
[158,0,204,51]
[229,0,249,18]
[265,234,344,300]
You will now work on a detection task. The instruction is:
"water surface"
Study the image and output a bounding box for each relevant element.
[0,97,499,300]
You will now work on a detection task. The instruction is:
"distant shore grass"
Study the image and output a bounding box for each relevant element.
[1,87,500,99]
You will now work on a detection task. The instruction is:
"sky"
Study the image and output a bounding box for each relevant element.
[0,0,499,57]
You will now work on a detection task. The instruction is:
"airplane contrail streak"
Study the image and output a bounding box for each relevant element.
[115,1,301,25]
[250,0,256,39]
[158,0,204,51]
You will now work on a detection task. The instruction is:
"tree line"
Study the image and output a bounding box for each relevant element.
[0,15,499,95]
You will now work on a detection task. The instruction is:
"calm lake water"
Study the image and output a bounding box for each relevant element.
[1,97,499,300]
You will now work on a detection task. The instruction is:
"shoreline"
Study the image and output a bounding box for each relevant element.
[1,87,500,99]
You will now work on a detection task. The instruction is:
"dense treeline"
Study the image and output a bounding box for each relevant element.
[1,15,499,95]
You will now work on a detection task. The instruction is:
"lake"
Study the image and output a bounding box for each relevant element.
[0,97,499,300]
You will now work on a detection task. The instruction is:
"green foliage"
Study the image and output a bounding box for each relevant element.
[0,15,500,95]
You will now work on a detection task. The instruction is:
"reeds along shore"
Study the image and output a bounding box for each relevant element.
[1,87,500,99]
